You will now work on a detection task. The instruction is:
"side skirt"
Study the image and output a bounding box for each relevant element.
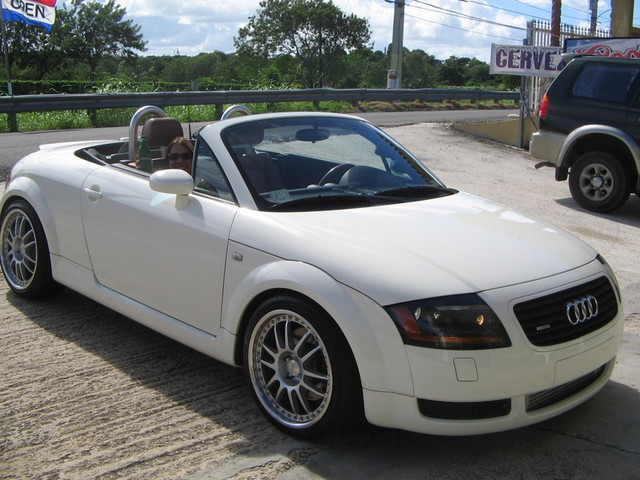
[50,255,239,367]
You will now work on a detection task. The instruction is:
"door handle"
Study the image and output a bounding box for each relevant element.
[83,186,102,201]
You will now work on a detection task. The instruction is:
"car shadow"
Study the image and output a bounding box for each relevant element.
[285,378,640,479]
[555,194,640,228]
[3,287,278,455]
[4,287,639,480]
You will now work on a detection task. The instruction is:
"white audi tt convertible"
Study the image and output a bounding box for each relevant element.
[0,105,624,438]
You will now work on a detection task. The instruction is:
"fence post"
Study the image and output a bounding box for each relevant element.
[8,112,17,132]
[87,108,97,127]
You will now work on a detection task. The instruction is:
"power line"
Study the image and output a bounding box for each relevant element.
[411,0,593,27]
[408,1,527,31]
[401,0,605,47]
[452,0,550,22]
[511,0,548,13]
[404,12,523,42]
[508,0,595,21]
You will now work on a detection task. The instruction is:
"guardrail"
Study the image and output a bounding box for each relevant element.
[0,88,519,132]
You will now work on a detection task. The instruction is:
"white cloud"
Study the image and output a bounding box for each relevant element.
[76,0,610,62]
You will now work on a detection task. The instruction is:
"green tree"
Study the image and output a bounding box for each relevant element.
[162,55,192,83]
[126,55,168,81]
[334,49,387,88]
[66,0,146,78]
[438,56,469,86]
[234,0,371,88]
[2,0,145,81]
[465,58,491,86]
[402,49,439,88]
[2,8,76,80]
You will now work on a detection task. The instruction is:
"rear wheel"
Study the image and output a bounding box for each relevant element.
[0,200,62,298]
[244,295,363,438]
[568,151,631,212]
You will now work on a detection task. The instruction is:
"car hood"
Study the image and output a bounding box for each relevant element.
[231,192,596,305]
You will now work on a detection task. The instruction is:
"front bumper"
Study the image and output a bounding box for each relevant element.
[363,358,615,436]
[360,261,624,435]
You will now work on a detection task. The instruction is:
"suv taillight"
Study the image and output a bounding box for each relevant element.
[538,93,549,119]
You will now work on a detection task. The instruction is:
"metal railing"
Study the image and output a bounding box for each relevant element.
[0,88,519,131]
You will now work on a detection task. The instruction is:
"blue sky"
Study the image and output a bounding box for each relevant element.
[99,1,614,62]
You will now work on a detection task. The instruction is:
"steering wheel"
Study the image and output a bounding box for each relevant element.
[318,163,354,186]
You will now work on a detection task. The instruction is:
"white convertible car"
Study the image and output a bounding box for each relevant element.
[1,106,624,438]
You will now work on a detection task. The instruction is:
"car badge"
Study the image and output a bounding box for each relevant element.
[565,295,598,325]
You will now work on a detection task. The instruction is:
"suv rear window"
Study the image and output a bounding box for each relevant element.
[571,63,640,103]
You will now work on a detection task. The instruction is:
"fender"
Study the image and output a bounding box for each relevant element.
[1,176,62,257]
[558,124,640,174]
[2,153,98,271]
[221,252,414,396]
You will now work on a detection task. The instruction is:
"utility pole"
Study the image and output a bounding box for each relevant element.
[589,0,598,35]
[387,0,405,89]
[550,0,561,46]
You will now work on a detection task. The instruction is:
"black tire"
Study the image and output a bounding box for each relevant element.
[568,151,631,213]
[0,200,63,298]
[244,295,363,438]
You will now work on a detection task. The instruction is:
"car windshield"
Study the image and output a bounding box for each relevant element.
[222,116,454,211]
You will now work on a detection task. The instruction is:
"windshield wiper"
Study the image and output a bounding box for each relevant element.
[374,185,457,199]
[269,193,393,211]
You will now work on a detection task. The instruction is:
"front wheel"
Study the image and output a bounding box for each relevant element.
[244,296,363,438]
[568,151,631,212]
[0,200,63,298]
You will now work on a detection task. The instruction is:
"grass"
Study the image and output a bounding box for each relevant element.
[0,99,518,133]
[0,102,347,133]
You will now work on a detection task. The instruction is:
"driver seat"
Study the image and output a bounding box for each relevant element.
[141,117,184,154]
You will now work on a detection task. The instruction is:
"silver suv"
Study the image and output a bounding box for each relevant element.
[530,56,640,212]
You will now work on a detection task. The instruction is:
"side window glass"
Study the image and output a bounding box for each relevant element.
[193,139,236,203]
[572,64,640,103]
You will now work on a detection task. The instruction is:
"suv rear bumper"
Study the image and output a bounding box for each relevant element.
[530,130,566,164]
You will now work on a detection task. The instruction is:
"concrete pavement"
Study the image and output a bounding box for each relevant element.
[2,120,638,480]
[188,122,640,479]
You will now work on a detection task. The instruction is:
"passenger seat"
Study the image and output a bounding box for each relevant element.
[141,117,184,169]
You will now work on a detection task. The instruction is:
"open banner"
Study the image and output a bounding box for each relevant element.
[1,0,57,32]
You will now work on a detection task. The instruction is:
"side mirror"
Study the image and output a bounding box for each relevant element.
[150,169,194,209]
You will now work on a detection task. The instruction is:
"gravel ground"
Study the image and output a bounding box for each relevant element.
[0,284,294,479]
[1,123,638,480]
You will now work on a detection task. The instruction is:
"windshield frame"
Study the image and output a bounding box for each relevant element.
[221,115,452,212]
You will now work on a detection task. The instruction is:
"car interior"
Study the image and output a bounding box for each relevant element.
[72,106,452,210]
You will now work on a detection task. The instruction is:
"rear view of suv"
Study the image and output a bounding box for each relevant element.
[530,56,640,212]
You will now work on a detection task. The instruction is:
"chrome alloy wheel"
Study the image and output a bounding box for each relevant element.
[247,309,332,429]
[577,161,615,202]
[1,207,38,291]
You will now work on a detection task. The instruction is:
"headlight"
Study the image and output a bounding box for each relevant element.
[385,294,511,349]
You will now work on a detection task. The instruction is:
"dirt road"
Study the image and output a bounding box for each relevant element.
[1,123,639,480]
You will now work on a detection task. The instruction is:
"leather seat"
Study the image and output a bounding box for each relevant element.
[239,154,285,193]
[141,117,184,151]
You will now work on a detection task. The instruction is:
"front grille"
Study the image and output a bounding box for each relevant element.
[526,364,607,412]
[418,398,511,420]
[513,277,617,346]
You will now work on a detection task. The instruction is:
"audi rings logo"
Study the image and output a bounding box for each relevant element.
[565,295,599,325]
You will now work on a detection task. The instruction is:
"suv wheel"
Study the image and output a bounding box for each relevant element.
[568,151,631,212]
